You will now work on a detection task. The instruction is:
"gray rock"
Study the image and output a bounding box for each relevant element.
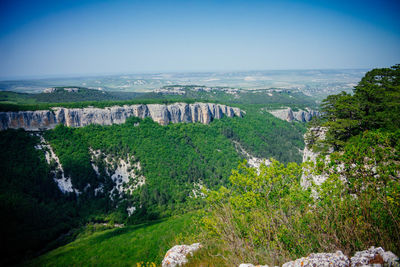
[0,103,243,131]
[162,243,202,267]
[239,264,269,267]
[267,107,319,122]
[301,126,333,188]
[350,246,399,267]
[282,250,350,267]
[241,247,399,267]
[0,110,58,131]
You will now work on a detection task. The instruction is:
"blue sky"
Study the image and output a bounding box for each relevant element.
[0,0,399,78]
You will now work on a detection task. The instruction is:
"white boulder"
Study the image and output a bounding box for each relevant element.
[282,251,349,267]
[350,246,399,267]
[162,243,202,267]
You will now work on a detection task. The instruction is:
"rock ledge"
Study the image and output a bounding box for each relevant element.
[239,247,399,267]
[0,103,243,131]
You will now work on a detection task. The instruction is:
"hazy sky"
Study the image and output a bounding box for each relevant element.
[0,0,399,79]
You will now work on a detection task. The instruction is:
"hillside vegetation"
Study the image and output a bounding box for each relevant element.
[0,87,142,106]
[191,65,400,266]
[0,131,78,265]
[26,214,195,267]
[0,85,317,112]
[0,99,306,265]
[321,64,400,148]
[43,105,305,221]
[5,65,398,266]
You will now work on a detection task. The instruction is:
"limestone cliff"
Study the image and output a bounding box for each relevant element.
[267,107,319,122]
[0,103,242,131]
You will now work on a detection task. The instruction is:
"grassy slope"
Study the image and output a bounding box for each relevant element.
[0,91,37,105]
[26,213,195,267]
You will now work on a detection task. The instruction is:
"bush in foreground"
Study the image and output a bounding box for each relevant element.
[198,130,400,266]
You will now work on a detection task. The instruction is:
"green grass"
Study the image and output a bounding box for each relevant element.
[26,213,195,267]
[0,91,38,105]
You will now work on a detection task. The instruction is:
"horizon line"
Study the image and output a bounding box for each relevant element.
[0,67,372,82]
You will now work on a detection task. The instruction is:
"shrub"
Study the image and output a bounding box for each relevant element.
[200,131,400,265]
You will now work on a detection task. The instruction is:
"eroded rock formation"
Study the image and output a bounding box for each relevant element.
[89,148,145,199]
[301,126,333,187]
[267,107,319,122]
[0,103,243,131]
[34,134,80,194]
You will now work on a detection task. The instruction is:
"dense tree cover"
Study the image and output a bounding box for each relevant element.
[0,94,201,111]
[321,64,400,148]
[0,84,318,112]
[0,130,78,266]
[0,87,143,105]
[0,130,135,265]
[198,129,400,266]
[0,83,312,264]
[0,87,138,105]
[214,105,306,163]
[42,106,304,221]
[179,88,318,108]
[33,87,142,103]
[193,65,400,266]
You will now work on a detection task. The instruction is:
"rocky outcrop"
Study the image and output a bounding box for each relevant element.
[282,251,349,267]
[239,264,269,267]
[34,134,80,194]
[161,243,399,267]
[238,247,399,267]
[267,107,319,122]
[302,126,329,163]
[350,247,399,267]
[301,126,333,187]
[0,103,242,131]
[90,148,145,199]
[162,243,202,267]
[0,110,59,131]
[233,140,271,169]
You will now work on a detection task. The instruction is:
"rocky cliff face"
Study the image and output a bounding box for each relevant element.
[301,126,335,187]
[268,107,319,122]
[302,126,329,163]
[0,103,242,131]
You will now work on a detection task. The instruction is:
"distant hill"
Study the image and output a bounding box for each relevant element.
[0,87,144,105]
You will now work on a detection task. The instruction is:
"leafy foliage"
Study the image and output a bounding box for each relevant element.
[200,160,313,266]
[216,105,306,163]
[0,80,316,265]
[321,64,400,148]
[319,130,400,253]
[200,129,400,265]
[41,105,305,219]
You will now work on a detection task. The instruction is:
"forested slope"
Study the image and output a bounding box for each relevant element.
[191,65,400,266]
[0,101,306,265]
[43,104,305,220]
[0,131,78,265]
